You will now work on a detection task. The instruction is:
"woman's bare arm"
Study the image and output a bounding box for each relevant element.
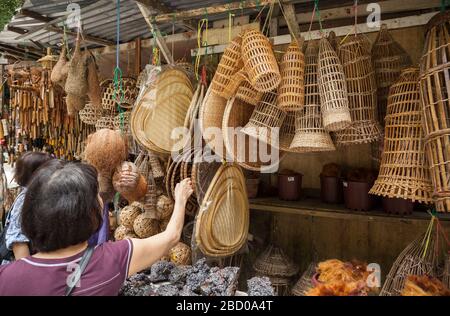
[12,242,30,260]
[127,178,193,276]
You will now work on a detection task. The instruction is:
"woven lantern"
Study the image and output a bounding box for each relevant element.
[79,102,102,126]
[290,41,335,153]
[420,11,450,212]
[242,29,281,92]
[369,68,433,204]
[318,37,351,131]
[241,91,286,147]
[335,35,382,146]
[277,41,305,111]
[120,77,139,109]
[372,24,412,126]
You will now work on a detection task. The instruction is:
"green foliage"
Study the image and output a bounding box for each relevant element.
[0,0,22,31]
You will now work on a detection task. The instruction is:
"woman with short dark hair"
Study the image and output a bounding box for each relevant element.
[0,160,193,296]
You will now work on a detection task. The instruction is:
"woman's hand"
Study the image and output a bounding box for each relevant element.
[174,178,193,206]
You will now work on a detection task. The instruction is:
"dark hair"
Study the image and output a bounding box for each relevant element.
[21,160,103,252]
[14,152,53,187]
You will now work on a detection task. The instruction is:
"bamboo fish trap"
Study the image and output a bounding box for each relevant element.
[372,24,412,126]
[318,37,351,132]
[335,35,381,146]
[277,41,305,111]
[369,68,433,204]
[290,41,335,153]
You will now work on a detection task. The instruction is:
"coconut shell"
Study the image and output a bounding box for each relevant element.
[133,213,160,238]
[66,93,86,116]
[51,45,68,88]
[114,225,133,241]
[156,195,174,220]
[119,203,143,229]
[84,129,128,176]
[169,242,192,265]
[87,55,102,109]
[65,35,88,97]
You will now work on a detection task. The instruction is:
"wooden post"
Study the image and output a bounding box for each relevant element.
[135,37,142,77]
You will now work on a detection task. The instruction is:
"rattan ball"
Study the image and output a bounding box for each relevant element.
[156,195,174,220]
[159,217,170,232]
[119,202,143,229]
[169,242,192,266]
[114,225,133,241]
[133,213,160,238]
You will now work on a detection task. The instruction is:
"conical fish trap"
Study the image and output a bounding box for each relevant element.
[279,113,302,153]
[290,41,335,153]
[335,35,381,146]
[210,34,243,95]
[370,68,433,203]
[241,91,286,147]
[277,41,305,111]
[79,102,102,126]
[242,29,281,92]
[318,37,351,131]
[372,24,412,126]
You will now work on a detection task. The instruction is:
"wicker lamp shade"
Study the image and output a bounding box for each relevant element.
[335,35,382,146]
[369,68,433,203]
[241,91,287,147]
[318,37,351,131]
[277,41,305,111]
[419,11,450,212]
[372,24,412,126]
[290,41,335,152]
[210,34,243,95]
[242,29,281,92]
[79,102,102,126]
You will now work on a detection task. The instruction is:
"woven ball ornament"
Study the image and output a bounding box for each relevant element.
[133,213,160,238]
[169,242,192,266]
[119,202,143,229]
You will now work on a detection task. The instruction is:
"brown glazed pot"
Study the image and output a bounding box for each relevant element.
[320,176,344,204]
[278,172,302,201]
[382,197,414,215]
[343,180,376,211]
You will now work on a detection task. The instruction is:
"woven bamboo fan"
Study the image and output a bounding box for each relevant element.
[195,163,249,257]
[318,37,351,132]
[79,102,102,126]
[372,24,412,126]
[242,29,281,92]
[277,41,305,111]
[241,91,287,147]
[210,34,243,95]
[290,41,335,153]
[370,68,433,203]
[335,35,381,146]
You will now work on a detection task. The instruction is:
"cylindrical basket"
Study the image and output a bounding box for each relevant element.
[236,73,263,106]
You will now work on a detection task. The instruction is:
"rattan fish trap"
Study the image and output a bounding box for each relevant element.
[277,41,305,111]
[95,115,115,130]
[335,35,381,146]
[79,102,102,126]
[292,262,316,296]
[210,34,243,95]
[369,68,433,203]
[372,24,412,126]
[241,91,287,147]
[236,74,263,106]
[318,37,351,132]
[242,29,281,92]
[279,113,301,153]
[290,41,335,153]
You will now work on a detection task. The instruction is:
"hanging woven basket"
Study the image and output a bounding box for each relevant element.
[318,37,351,132]
[236,73,264,106]
[370,68,433,204]
[242,29,281,92]
[277,41,305,111]
[290,41,335,153]
[113,111,131,131]
[79,102,102,126]
[95,115,115,131]
[335,35,381,146]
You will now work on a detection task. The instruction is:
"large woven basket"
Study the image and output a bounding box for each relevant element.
[370,68,433,203]
[372,24,412,126]
[242,29,281,92]
[335,35,381,146]
[318,37,351,132]
[236,72,263,106]
[290,41,335,153]
[279,113,301,153]
[277,41,305,111]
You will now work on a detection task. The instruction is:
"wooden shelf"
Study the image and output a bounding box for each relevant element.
[249,197,450,224]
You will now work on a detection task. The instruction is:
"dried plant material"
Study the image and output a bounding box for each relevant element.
[66,93,86,117]
[86,55,102,109]
[306,280,368,296]
[133,213,160,238]
[51,45,68,88]
[316,259,370,284]
[401,275,450,296]
[169,242,192,266]
[65,35,88,97]
[119,202,143,229]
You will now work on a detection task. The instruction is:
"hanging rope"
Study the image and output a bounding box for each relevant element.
[195,17,208,81]
[313,0,324,35]
[307,4,316,41]
[113,0,125,133]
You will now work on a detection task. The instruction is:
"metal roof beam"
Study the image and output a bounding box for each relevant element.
[45,26,114,46]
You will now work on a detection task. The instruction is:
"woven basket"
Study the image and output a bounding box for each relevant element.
[292,262,316,296]
[372,24,412,126]
[120,77,139,109]
[102,79,117,112]
[253,244,299,277]
[192,154,222,205]
[290,41,335,153]
[113,111,131,131]
[241,91,286,147]
[279,113,301,153]
[370,68,433,203]
[335,35,381,146]
[277,41,305,111]
[220,69,247,100]
[148,150,164,179]
[95,116,115,131]
[318,37,351,132]
[79,102,102,126]
[242,29,281,92]
[210,34,243,95]
[236,73,263,106]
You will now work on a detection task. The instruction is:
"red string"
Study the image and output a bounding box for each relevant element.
[201,65,207,85]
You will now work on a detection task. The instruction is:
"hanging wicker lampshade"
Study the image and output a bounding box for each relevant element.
[335,35,382,146]
[370,68,433,204]
[318,37,351,132]
[290,41,335,153]
[277,41,305,111]
[372,24,412,126]
[419,11,450,213]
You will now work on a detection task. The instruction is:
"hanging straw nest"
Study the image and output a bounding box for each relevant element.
[84,129,128,176]
[66,93,86,117]
[156,195,174,220]
[372,24,412,126]
[113,161,148,202]
[335,35,381,146]
[119,202,144,229]
[65,35,88,98]
[86,54,102,109]
[133,213,160,238]
[277,41,305,111]
[318,36,351,132]
[290,41,335,153]
[242,29,281,92]
[51,45,68,89]
[370,68,433,203]
[169,242,192,266]
[79,102,102,125]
